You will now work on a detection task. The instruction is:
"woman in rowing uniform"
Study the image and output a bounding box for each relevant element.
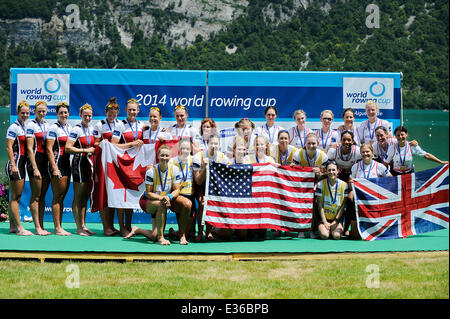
[386,126,448,175]
[356,101,392,145]
[93,97,121,236]
[336,108,360,146]
[65,103,96,236]
[46,102,72,236]
[25,100,51,235]
[244,135,276,165]
[168,105,201,154]
[327,130,361,182]
[125,145,183,245]
[289,109,313,149]
[111,98,145,237]
[316,110,339,152]
[143,106,171,146]
[6,100,32,236]
[254,106,285,148]
[192,133,228,241]
[316,161,349,240]
[348,143,392,239]
[269,130,297,166]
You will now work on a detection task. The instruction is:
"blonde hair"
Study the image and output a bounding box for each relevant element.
[293,109,306,119]
[365,100,378,111]
[320,109,334,120]
[79,103,93,115]
[360,142,374,154]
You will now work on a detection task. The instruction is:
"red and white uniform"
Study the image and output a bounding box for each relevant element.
[47,121,72,177]
[357,118,392,144]
[5,120,28,180]
[254,124,285,146]
[385,141,427,174]
[316,128,340,152]
[68,123,95,183]
[25,119,50,178]
[112,119,145,143]
[288,126,313,149]
[93,118,121,142]
[351,160,391,179]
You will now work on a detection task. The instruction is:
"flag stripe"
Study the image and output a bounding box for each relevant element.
[204,162,315,232]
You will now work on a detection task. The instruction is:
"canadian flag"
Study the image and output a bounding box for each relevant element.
[91,140,157,212]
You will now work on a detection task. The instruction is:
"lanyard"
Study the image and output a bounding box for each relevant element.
[255,154,266,163]
[279,147,289,165]
[157,165,169,193]
[266,124,275,144]
[327,179,339,205]
[339,145,353,162]
[368,119,379,140]
[397,142,409,167]
[178,159,189,182]
[306,150,317,167]
[82,124,91,147]
[127,119,138,140]
[378,141,389,160]
[36,120,47,140]
[106,119,115,135]
[296,127,306,148]
[58,121,69,136]
[320,128,332,149]
[361,161,374,179]
[150,127,160,144]
[176,124,187,141]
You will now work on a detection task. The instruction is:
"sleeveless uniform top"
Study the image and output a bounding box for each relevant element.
[386,141,427,174]
[254,124,285,146]
[269,144,298,165]
[143,126,172,145]
[192,150,228,171]
[68,123,95,157]
[47,121,72,159]
[293,148,328,168]
[112,119,145,143]
[316,128,339,152]
[226,134,257,158]
[243,154,276,164]
[357,118,392,144]
[168,124,200,142]
[337,126,360,146]
[351,160,391,179]
[227,157,252,165]
[327,145,361,173]
[5,120,28,180]
[93,118,121,142]
[144,162,181,195]
[315,178,348,221]
[25,119,49,154]
[171,155,194,196]
[372,137,396,163]
[288,126,313,149]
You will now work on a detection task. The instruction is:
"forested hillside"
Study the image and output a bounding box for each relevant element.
[0,0,448,109]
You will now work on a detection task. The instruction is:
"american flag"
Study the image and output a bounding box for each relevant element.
[203,162,315,232]
[353,164,449,241]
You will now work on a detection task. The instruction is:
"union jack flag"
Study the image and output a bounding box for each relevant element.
[353,164,449,241]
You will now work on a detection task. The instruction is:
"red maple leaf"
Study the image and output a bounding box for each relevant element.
[107,151,147,201]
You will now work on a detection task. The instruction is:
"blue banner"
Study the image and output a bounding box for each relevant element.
[9,68,402,225]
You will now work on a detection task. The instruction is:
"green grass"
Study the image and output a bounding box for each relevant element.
[1,252,448,299]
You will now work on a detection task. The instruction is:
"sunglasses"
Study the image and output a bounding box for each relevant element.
[35,100,47,107]
[106,103,119,110]
[175,105,185,110]
[57,102,69,107]
[322,117,333,121]
[80,104,93,111]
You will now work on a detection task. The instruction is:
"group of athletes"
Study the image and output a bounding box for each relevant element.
[6,98,448,244]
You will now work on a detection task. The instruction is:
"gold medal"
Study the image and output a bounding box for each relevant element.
[400,165,406,171]
[160,191,166,196]
[331,203,337,209]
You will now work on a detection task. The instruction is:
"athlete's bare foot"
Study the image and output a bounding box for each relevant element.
[35,228,52,236]
[179,235,188,245]
[16,228,34,236]
[77,229,91,236]
[84,227,96,235]
[158,237,171,245]
[123,226,138,239]
[55,228,72,236]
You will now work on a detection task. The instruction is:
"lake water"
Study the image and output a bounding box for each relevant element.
[0,107,448,181]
